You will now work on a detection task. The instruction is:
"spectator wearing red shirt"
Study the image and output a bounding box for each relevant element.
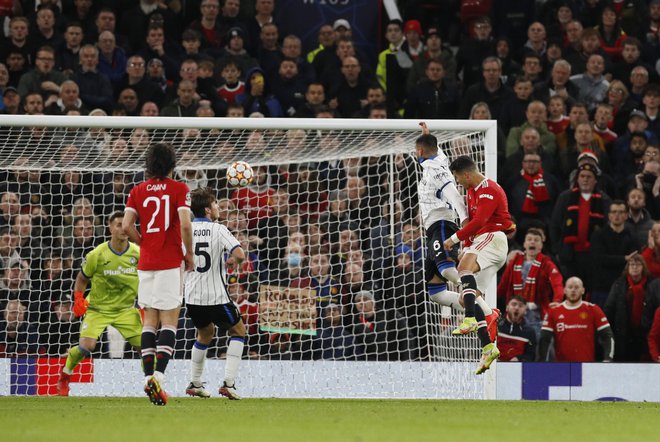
[189,0,224,52]
[539,276,614,362]
[231,165,275,230]
[641,221,660,278]
[497,296,537,362]
[595,4,627,61]
[497,228,563,338]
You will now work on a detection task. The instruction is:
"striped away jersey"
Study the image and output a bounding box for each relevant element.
[184,218,241,305]
[418,152,468,229]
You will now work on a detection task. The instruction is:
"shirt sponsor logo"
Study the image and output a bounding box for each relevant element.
[103,266,137,276]
[556,322,588,332]
[479,194,494,200]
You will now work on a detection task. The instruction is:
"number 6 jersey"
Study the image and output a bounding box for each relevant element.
[184,218,241,305]
[125,177,191,271]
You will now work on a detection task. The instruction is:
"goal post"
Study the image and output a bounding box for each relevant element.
[0,115,498,399]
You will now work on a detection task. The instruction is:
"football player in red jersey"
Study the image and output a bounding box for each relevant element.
[123,143,194,405]
[539,276,614,362]
[444,155,515,374]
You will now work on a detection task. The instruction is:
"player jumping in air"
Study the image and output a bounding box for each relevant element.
[57,211,141,396]
[123,143,194,405]
[415,123,499,339]
[444,155,516,374]
[184,187,247,400]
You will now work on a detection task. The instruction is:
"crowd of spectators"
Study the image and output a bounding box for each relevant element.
[1,0,660,364]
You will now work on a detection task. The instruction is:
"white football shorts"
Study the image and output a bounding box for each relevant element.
[463,231,508,293]
[138,266,184,310]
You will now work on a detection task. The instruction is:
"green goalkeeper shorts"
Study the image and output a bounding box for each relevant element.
[80,308,143,348]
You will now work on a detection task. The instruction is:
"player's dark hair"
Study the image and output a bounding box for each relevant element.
[107,211,124,225]
[190,187,216,218]
[449,155,477,173]
[415,134,438,152]
[145,143,176,179]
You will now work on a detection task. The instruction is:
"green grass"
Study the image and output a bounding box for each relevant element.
[0,397,658,442]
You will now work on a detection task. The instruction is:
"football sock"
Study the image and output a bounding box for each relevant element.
[459,271,477,317]
[63,345,91,375]
[476,295,493,316]
[224,336,245,387]
[428,283,464,311]
[475,305,491,347]
[155,326,176,374]
[191,341,208,385]
[439,265,460,285]
[141,326,157,377]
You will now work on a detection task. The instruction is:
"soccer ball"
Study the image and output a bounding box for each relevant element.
[226,161,254,187]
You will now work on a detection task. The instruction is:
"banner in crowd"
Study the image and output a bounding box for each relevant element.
[274,0,381,63]
[258,285,317,336]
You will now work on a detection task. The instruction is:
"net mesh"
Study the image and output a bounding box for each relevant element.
[0,116,493,398]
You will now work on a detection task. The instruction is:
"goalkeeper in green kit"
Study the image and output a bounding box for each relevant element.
[57,211,142,396]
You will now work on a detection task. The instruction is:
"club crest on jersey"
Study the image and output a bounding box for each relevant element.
[129,257,137,265]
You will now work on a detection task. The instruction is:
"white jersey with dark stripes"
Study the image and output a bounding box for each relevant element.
[418,152,468,230]
[184,218,241,306]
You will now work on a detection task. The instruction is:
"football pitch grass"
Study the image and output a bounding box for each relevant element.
[1,397,658,442]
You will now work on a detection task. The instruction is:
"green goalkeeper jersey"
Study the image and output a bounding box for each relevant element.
[81,241,140,313]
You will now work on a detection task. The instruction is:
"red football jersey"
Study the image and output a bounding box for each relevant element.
[126,178,191,271]
[457,178,514,244]
[231,186,274,229]
[542,301,611,362]
[546,115,570,135]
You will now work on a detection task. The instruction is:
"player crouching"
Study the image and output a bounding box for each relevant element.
[184,187,247,399]
[58,211,141,396]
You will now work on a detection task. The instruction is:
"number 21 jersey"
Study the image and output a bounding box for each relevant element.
[125,178,191,271]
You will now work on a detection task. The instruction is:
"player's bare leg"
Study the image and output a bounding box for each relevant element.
[219,321,246,400]
[58,337,96,396]
[187,323,214,398]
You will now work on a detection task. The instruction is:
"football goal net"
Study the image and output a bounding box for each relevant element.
[0,115,497,399]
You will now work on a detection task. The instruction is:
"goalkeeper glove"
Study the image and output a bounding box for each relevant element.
[73,291,89,317]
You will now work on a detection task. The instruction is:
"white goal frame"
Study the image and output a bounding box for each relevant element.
[0,115,498,399]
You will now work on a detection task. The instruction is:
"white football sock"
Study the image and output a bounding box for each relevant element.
[430,290,464,312]
[153,370,165,385]
[440,266,460,285]
[476,296,493,316]
[191,342,208,385]
[224,338,244,386]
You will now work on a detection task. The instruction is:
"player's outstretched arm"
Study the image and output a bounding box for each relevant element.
[179,210,194,271]
[419,121,430,135]
[122,210,141,245]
